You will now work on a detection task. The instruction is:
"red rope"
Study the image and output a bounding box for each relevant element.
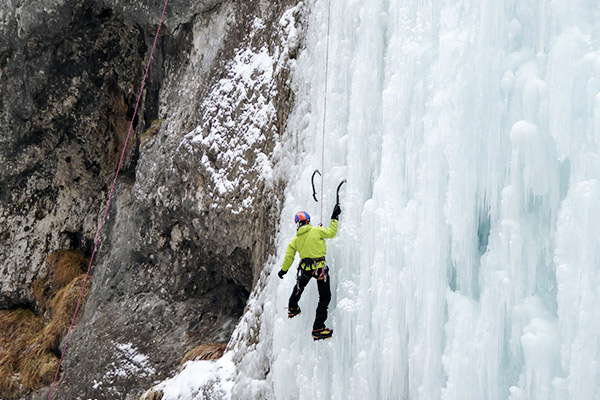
[319,0,332,225]
[47,1,169,398]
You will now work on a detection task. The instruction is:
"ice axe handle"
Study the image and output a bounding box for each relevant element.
[336,179,347,205]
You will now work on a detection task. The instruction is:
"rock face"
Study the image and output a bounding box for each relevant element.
[0,0,301,398]
[0,0,150,309]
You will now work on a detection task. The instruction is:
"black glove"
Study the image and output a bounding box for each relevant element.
[331,204,341,220]
[278,269,287,279]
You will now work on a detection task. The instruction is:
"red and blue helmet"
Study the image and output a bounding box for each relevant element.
[294,211,310,226]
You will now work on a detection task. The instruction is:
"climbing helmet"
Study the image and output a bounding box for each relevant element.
[294,211,310,229]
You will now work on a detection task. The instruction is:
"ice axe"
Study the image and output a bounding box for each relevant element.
[311,169,322,202]
[336,179,347,205]
[312,169,346,205]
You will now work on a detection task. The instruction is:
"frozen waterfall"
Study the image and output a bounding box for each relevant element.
[158,0,600,398]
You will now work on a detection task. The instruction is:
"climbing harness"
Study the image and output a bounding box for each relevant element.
[295,259,328,290]
[47,1,170,398]
[299,256,326,271]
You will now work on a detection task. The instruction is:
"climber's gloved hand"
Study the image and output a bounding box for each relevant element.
[331,204,341,220]
[278,269,287,279]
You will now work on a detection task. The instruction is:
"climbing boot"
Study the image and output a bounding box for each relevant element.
[288,307,301,318]
[312,327,333,341]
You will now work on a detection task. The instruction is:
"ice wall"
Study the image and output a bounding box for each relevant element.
[160,0,600,399]
[252,0,600,398]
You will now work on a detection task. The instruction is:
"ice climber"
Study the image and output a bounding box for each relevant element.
[277,204,341,340]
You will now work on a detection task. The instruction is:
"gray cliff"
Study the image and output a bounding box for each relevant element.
[0,0,302,398]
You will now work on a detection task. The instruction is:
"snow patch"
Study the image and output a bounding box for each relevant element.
[180,33,278,213]
[93,342,155,391]
[157,352,236,400]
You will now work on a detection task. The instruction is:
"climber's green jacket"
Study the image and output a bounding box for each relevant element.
[281,219,338,272]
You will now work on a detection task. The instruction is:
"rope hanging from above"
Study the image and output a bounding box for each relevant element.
[47,1,170,398]
[319,0,333,225]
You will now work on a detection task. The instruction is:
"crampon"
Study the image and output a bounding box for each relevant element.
[312,327,333,341]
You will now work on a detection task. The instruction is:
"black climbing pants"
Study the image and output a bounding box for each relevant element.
[288,267,331,331]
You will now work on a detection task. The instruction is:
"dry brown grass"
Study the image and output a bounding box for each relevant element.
[181,342,227,365]
[31,278,46,309]
[33,250,87,310]
[0,309,45,394]
[47,250,88,289]
[18,348,58,391]
[0,249,91,397]
[43,275,90,350]
[139,389,164,400]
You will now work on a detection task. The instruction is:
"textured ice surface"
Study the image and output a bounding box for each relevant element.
[161,0,600,398]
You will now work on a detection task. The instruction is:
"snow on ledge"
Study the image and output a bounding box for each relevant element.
[154,352,235,400]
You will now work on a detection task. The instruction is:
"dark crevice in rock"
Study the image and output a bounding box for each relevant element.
[98,8,114,21]
[0,300,38,314]
[61,231,94,258]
